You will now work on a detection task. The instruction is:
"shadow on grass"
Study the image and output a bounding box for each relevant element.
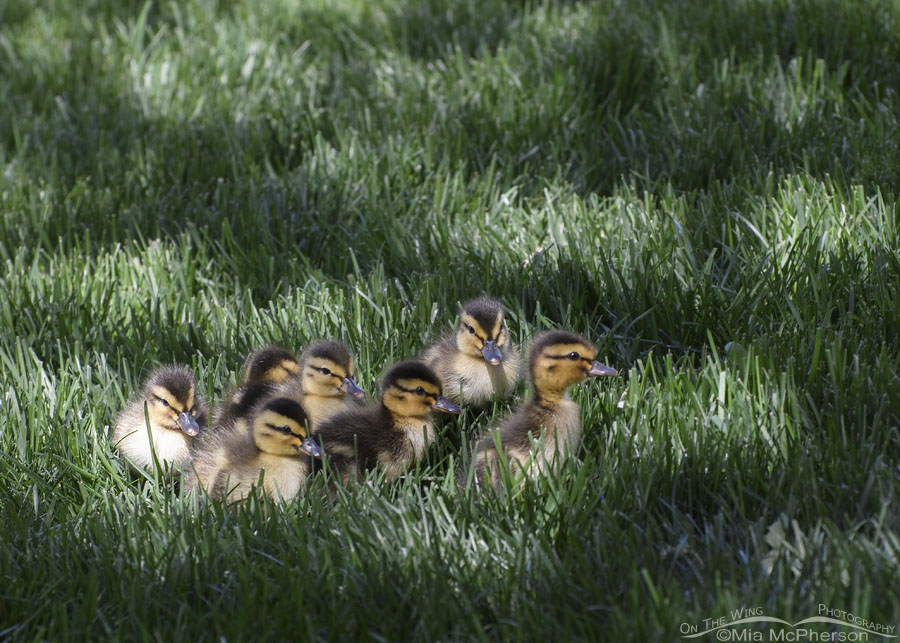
[2,0,898,302]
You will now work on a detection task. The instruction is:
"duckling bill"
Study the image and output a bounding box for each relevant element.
[315,361,462,482]
[112,365,208,471]
[462,330,617,491]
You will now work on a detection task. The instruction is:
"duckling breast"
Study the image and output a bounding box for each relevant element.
[258,453,309,501]
[113,413,193,470]
[304,394,358,433]
[448,353,518,405]
[526,399,582,476]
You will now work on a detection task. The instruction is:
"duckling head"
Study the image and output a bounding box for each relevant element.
[301,340,365,398]
[529,330,618,404]
[252,397,322,457]
[141,366,207,436]
[381,361,462,418]
[455,298,511,365]
[242,346,301,385]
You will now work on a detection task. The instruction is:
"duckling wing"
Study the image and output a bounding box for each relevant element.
[420,336,466,402]
[111,401,147,444]
[316,406,392,473]
[111,402,157,469]
[211,381,278,429]
[187,416,257,498]
[463,405,539,490]
[421,336,458,378]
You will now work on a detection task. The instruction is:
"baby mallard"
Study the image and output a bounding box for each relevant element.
[461,330,617,491]
[243,345,302,385]
[112,365,208,471]
[277,340,366,433]
[422,298,522,407]
[212,345,302,429]
[315,361,462,482]
[187,395,322,503]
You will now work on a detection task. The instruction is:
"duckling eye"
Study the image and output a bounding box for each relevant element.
[415,387,426,395]
[568,352,580,361]
[277,425,292,435]
[467,325,475,335]
[319,367,331,376]
[158,397,170,407]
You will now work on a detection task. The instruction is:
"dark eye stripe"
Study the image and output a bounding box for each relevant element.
[464,324,490,341]
[395,384,434,397]
[154,395,176,408]
[547,354,590,362]
[266,423,305,438]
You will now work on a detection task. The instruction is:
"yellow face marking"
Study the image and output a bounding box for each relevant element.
[185,387,195,411]
[460,312,505,344]
[459,313,487,338]
[307,359,347,379]
[489,312,503,342]
[149,386,182,412]
[394,378,440,397]
[288,419,307,438]
[265,360,301,382]
[264,369,284,382]
[384,377,442,418]
[543,343,597,362]
[256,409,308,438]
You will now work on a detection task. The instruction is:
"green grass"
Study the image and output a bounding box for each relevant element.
[2,0,899,639]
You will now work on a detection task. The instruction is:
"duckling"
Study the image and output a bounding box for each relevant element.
[461,330,617,491]
[243,345,302,385]
[112,365,208,471]
[187,395,322,503]
[277,340,366,433]
[211,345,302,428]
[422,298,522,407]
[315,361,462,482]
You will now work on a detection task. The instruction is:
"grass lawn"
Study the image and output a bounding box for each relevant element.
[1,0,899,640]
